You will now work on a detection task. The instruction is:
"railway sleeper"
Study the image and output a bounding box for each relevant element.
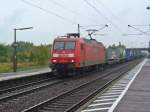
[52,100,77,105]
[39,110,52,112]
[62,97,83,101]
[41,106,67,111]
[39,109,65,112]
[46,104,70,107]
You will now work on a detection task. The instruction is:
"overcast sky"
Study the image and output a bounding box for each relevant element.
[0,0,150,48]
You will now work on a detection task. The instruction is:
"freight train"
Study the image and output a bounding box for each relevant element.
[107,44,126,64]
[50,33,142,76]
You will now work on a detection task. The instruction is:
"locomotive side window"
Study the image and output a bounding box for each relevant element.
[65,42,75,50]
[53,42,64,50]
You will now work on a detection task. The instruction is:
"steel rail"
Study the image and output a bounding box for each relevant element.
[0,78,63,103]
[0,76,56,95]
[22,60,140,112]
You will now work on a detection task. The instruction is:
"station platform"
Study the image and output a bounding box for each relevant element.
[0,67,51,82]
[114,59,150,112]
[79,58,150,112]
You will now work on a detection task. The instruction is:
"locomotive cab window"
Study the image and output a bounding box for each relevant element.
[65,42,75,50]
[53,41,75,50]
[53,42,65,50]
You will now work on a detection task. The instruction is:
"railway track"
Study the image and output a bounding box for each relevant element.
[0,77,62,103]
[0,59,142,112]
[0,76,56,95]
[0,72,52,91]
[21,60,141,112]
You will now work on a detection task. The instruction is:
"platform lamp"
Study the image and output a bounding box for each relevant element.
[147,7,150,10]
[147,7,150,54]
[12,27,33,72]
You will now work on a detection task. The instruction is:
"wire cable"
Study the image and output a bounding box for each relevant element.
[83,0,121,32]
[47,0,79,15]
[96,0,121,23]
[84,24,108,37]
[21,0,77,25]
[128,25,150,36]
[46,0,97,23]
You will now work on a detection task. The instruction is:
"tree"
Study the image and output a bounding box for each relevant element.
[0,44,8,62]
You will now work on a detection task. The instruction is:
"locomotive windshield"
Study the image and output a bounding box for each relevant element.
[53,42,65,50]
[53,41,75,50]
[65,42,75,50]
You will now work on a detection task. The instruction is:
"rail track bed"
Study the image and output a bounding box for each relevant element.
[0,72,52,91]
[0,59,142,112]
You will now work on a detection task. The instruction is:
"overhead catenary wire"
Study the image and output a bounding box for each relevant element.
[122,33,143,36]
[83,0,122,32]
[89,25,108,35]
[131,24,150,27]
[79,24,107,30]
[46,0,98,24]
[47,0,79,16]
[21,0,77,25]
[84,24,108,38]
[80,24,107,28]
[95,0,129,35]
[95,0,121,23]
[128,25,150,36]
[123,25,150,36]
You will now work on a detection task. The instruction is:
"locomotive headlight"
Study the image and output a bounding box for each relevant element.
[71,59,74,63]
[52,59,57,62]
[68,53,74,57]
[53,53,59,57]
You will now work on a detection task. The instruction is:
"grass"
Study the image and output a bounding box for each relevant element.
[0,62,48,73]
[0,63,12,73]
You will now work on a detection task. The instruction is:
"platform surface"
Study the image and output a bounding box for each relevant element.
[0,67,51,81]
[79,59,149,112]
[114,59,150,112]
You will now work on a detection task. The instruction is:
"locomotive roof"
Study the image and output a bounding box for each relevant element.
[54,37,104,46]
[83,38,104,46]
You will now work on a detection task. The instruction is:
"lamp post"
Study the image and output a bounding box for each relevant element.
[146,7,150,55]
[12,27,33,72]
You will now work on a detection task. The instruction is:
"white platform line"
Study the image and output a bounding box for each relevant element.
[107,90,123,92]
[81,107,110,112]
[116,83,127,86]
[105,91,122,94]
[109,88,124,90]
[94,98,116,102]
[112,85,126,87]
[113,84,126,86]
[117,82,128,85]
[110,86,123,88]
[118,80,129,83]
[116,82,128,85]
[111,86,126,89]
[108,59,146,112]
[89,102,113,107]
[121,78,130,81]
[103,92,121,95]
[98,95,119,98]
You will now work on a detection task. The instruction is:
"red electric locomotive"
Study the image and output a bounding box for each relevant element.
[50,33,106,76]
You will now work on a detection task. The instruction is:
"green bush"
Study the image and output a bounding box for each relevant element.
[0,41,52,73]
